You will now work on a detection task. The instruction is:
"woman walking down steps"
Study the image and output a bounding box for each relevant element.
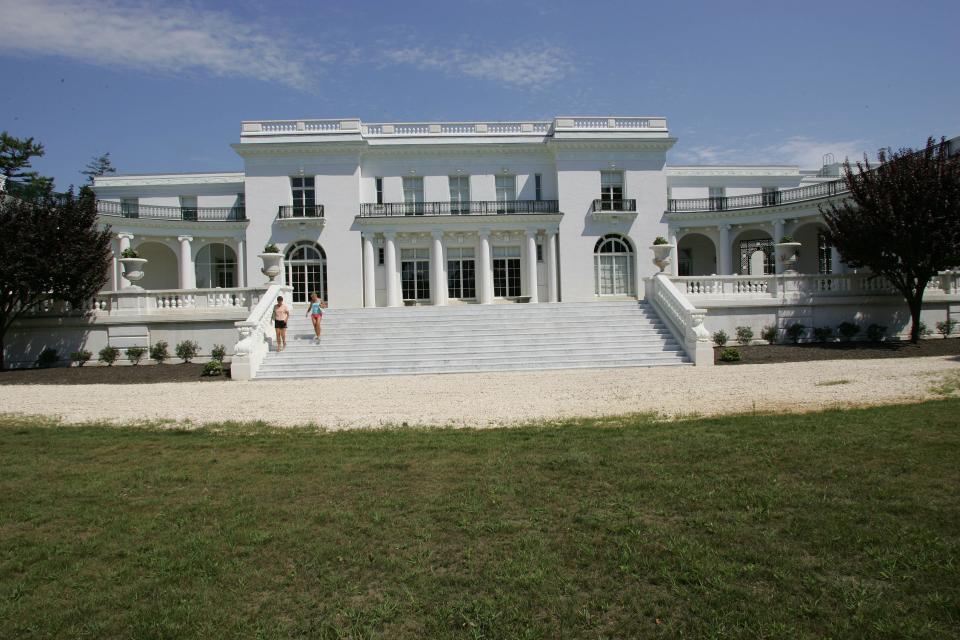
[307,292,326,343]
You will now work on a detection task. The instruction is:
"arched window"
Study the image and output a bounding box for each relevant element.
[195,243,237,288]
[594,235,635,296]
[285,241,327,303]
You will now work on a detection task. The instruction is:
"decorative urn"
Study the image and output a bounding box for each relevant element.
[259,251,283,283]
[119,257,148,290]
[774,240,802,273]
[650,241,676,273]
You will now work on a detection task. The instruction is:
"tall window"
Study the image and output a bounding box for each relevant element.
[818,232,833,274]
[291,176,315,216]
[534,174,543,201]
[447,247,476,299]
[594,235,635,296]
[403,177,424,215]
[179,195,197,221]
[375,177,384,205]
[195,243,237,288]
[233,192,245,219]
[492,246,521,297]
[401,248,431,300]
[599,171,624,210]
[121,197,139,218]
[709,186,726,212]
[285,242,327,303]
[762,186,779,206]
[496,175,516,213]
[449,175,470,214]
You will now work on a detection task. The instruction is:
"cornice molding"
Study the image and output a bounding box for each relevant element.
[95,173,244,187]
[97,215,248,234]
[666,167,799,177]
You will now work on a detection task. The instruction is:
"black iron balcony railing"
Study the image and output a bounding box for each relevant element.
[278,204,325,218]
[668,180,849,213]
[359,199,560,217]
[591,199,637,212]
[96,200,246,221]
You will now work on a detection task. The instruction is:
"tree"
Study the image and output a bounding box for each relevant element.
[821,137,960,342]
[81,152,116,184]
[0,187,113,369]
[0,131,53,198]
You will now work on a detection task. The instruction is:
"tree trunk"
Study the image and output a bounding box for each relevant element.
[907,295,924,344]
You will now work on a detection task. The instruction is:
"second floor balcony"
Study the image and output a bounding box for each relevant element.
[668,178,849,214]
[97,200,246,222]
[359,200,560,217]
[277,204,325,228]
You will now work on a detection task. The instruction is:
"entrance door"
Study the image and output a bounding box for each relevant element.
[447,247,476,299]
[492,246,521,297]
[285,242,326,303]
[594,235,635,296]
[401,248,431,301]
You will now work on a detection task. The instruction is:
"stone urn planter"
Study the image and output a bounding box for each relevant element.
[119,257,148,290]
[775,241,801,273]
[650,243,676,273]
[259,252,283,284]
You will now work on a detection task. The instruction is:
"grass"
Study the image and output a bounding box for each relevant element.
[1,402,959,639]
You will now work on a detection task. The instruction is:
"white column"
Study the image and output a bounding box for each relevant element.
[718,224,731,275]
[117,233,133,289]
[478,230,493,304]
[177,236,194,289]
[667,226,679,276]
[525,230,539,303]
[384,232,400,307]
[236,238,246,287]
[431,231,446,306]
[773,219,785,274]
[545,230,558,302]
[362,233,376,307]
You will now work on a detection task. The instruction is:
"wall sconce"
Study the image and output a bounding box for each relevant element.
[408,169,416,175]
[376,236,384,247]
[609,162,616,169]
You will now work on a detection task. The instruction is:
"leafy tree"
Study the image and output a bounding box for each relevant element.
[0,187,113,369]
[821,137,960,342]
[81,152,116,184]
[0,131,53,198]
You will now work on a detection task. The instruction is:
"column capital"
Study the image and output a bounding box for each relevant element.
[117,232,134,240]
[177,235,193,243]
[382,231,397,240]
[361,230,375,240]
[525,228,538,239]
[478,229,491,239]
[718,223,731,231]
[431,230,444,240]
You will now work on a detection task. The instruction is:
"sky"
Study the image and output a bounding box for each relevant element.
[1,0,958,190]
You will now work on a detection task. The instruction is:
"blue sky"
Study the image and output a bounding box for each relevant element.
[1,0,958,189]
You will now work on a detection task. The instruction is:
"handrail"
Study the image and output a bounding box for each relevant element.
[97,200,246,221]
[359,200,560,217]
[231,283,292,380]
[646,273,713,366]
[278,204,325,219]
[591,199,637,212]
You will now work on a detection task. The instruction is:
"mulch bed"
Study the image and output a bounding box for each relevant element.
[0,363,229,385]
[716,338,960,365]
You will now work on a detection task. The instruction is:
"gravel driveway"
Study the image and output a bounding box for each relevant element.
[2,357,958,429]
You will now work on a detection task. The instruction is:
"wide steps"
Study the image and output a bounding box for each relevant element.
[256,301,689,379]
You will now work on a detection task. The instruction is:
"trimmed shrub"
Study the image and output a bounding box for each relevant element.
[652,236,669,245]
[760,325,778,344]
[813,326,834,343]
[785,322,806,344]
[120,247,140,259]
[125,346,146,365]
[712,330,728,347]
[917,321,933,337]
[936,319,957,338]
[837,322,861,342]
[735,326,754,346]
[202,360,224,377]
[70,350,92,367]
[719,347,741,362]
[36,348,59,368]
[98,346,120,366]
[150,341,169,364]
[866,324,887,342]
[210,344,227,362]
[263,243,280,253]
[175,340,200,363]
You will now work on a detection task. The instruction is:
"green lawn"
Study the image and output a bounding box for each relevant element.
[1,402,958,639]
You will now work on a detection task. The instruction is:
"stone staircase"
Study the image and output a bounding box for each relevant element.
[255,301,689,379]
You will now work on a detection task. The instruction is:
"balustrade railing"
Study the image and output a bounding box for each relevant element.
[591,199,637,213]
[231,283,292,380]
[20,287,264,318]
[646,273,713,366]
[668,180,849,213]
[359,200,560,217]
[669,273,960,299]
[97,200,246,221]
[278,204,325,219]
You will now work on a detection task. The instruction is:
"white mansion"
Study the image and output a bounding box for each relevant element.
[6,117,959,377]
